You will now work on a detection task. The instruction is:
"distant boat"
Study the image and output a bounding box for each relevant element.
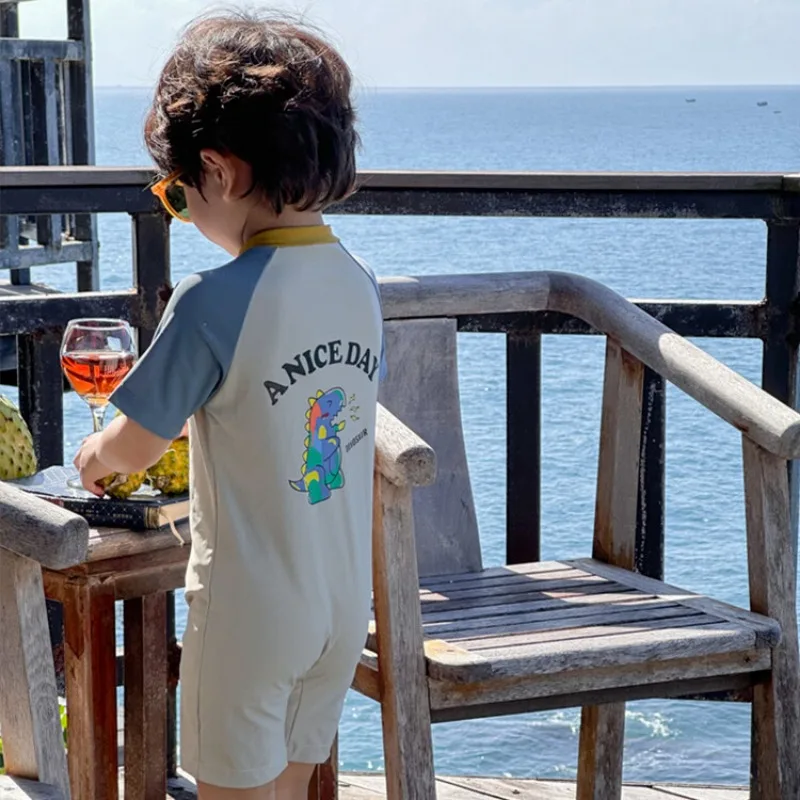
[685,98,697,103]
[757,101,768,107]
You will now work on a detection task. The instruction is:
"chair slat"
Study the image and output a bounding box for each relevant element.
[379,319,482,576]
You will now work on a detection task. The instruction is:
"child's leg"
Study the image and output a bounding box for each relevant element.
[198,762,315,800]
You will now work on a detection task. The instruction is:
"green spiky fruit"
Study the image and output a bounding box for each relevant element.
[146,437,189,495]
[98,471,147,500]
[0,394,38,480]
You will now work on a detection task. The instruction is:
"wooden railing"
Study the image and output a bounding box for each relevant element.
[0,0,97,284]
[1,165,799,773]
[2,166,799,572]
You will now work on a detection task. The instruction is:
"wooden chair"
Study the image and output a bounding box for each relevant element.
[357,271,800,800]
[0,482,89,800]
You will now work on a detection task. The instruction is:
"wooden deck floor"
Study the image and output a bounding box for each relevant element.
[159,771,748,800]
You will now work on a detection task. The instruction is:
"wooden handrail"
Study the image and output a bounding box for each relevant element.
[0,165,796,191]
[375,404,437,488]
[379,271,800,460]
[0,482,89,569]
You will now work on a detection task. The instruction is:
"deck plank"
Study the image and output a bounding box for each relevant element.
[157,772,748,800]
[439,776,578,799]
[653,786,749,800]
[0,776,63,799]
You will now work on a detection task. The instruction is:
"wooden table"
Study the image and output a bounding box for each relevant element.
[42,521,337,800]
[43,521,189,800]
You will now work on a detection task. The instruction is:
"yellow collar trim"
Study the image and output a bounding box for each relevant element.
[240,225,339,253]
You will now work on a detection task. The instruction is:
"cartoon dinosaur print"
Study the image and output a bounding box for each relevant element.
[289,387,347,504]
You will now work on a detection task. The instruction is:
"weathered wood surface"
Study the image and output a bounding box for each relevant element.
[370,474,436,800]
[427,651,770,714]
[0,549,69,797]
[572,560,781,647]
[0,38,83,62]
[593,340,643,571]
[308,740,339,800]
[5,164,800,220]
[0,164,792,191]
[0,778,62,799]
[374,559,779,685]
[741,439,800,800]
[0,241,93,271]
[123,593,168,800]
[0,289,137,336]
[577,341,642,798]
[84,521,188,564]
[158,771,749,800]
[376,272,800,459]
[62,578,119,800]
[378,318,482,577]
[0,482,88,568]
[0,282,54,298]
[577,704,626,800]
[375,403,437,488]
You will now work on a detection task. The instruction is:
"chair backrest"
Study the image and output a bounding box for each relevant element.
[378,317,483,577]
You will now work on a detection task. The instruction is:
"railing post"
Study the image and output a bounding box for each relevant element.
[131,209,175,774]
[0,3,23,283]
[762,220,800,560]
[16,329,64,469]
[131,211,171,349]
[635,368,666,579]
[751,217,800,800]
[67,0,99,292]
[506,331,542,564]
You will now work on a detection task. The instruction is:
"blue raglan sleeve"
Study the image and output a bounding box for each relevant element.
[353,253,388,382]
[109,275,223,440]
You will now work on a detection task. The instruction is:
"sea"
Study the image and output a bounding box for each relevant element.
[4,84,800,785]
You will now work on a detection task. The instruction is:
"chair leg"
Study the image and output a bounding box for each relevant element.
[750,668,800,800]
[308,737,338,800]
[0,548,71,798]
[741,440,800,800]
[576,703,625,800]
[380,685,436,800]
[372,476,436,800]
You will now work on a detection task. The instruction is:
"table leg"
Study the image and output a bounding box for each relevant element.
[63,577,119,800]
[124,593,168,799]
[308,736,338,800]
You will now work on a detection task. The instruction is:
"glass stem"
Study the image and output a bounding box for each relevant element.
[91,404,107,433]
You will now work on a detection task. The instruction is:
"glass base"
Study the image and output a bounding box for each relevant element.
[66,474,86,491]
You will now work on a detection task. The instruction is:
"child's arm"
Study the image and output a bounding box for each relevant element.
[74,416,174,496]
[75,273,221,495]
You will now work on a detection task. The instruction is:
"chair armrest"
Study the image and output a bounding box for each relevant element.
[380,271,800,459]
[0,482,89,569]
[375,403,437,487]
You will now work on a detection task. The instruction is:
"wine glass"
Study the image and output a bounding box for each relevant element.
[61,318,137,489]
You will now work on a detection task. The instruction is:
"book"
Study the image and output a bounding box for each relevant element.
[6,466,189,538]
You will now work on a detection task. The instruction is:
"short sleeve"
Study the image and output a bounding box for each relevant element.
[378,331,387,382]
[351,252,388,382]
[110,275,223,440]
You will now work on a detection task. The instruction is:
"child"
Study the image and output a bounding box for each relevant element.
[74,11,385,799]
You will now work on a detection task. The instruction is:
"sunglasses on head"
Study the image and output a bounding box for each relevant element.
[151,169,191,222]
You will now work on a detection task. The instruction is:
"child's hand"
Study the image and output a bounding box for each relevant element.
[179,421,189,438]
[73,433,111,497]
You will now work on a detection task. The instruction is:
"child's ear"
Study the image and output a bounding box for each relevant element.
[198,149,234,198]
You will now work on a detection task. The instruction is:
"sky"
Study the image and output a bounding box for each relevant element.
[18,0,800,89]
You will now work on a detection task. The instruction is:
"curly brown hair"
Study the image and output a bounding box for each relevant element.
[144,10,359,214]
